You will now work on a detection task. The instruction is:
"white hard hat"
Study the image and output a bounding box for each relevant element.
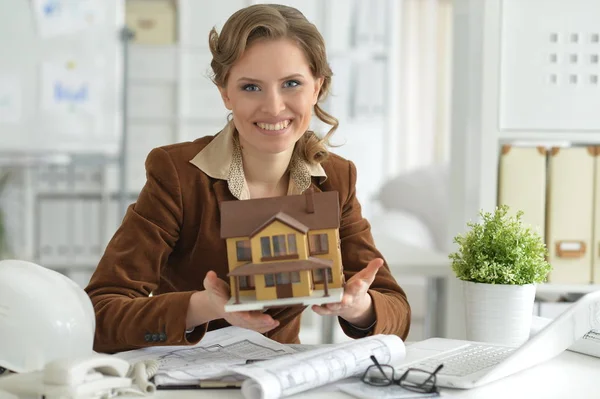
[0,260,96,373]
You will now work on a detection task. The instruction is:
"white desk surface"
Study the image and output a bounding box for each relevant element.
[371,233,452,277]
[141,350,599,399]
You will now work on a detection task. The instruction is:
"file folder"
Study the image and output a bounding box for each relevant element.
[593,146,600,284]
[497,145,547,237]
[547,147,594,284]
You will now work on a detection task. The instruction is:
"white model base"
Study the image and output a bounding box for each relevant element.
[224,288,344,312]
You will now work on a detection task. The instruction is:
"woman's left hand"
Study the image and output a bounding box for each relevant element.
[311,258,384,328]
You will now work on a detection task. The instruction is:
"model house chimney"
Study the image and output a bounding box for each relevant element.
[305,188,315,213]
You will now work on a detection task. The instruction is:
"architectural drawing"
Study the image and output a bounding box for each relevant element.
[114,327,297,385]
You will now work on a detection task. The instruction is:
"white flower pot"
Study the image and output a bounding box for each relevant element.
[463,281,536,346]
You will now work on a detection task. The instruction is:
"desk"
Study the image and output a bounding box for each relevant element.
[374,234,453,339]
[138,350,598,398]
[321,234,453,343]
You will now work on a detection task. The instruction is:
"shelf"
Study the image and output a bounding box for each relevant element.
[536,283,600,294]
[498,131,600,145]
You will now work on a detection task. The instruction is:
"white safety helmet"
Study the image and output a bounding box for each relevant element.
[0,260,96,373]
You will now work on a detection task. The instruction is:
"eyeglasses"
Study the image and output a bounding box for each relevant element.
[361,355,443,394]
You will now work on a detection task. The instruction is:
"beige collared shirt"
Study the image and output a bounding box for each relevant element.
[189,121,327,200]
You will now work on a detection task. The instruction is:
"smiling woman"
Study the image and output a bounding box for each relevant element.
[84,3,412,354]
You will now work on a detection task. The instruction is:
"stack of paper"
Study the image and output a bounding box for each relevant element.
[115,326,407,399]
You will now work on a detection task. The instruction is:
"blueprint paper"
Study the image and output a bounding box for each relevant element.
[569,329,600,358]
[115,326,297,386]
[114,326,407,399]
[233,334,406,399]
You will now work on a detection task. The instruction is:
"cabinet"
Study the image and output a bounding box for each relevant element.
[0,0,125,288]
[448,0,600,339]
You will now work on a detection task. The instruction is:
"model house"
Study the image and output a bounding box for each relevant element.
[220,190,345,311]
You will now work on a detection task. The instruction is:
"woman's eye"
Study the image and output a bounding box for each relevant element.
[283,80,300,88]
[242,84,260,92]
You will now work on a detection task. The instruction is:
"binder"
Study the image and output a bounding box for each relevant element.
[497,145,547,237]
[547,147,594,284]
[593,147,600,283]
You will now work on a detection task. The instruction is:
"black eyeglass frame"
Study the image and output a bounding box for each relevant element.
[361,355,444,394]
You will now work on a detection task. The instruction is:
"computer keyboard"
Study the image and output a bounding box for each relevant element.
[401,344,517,377]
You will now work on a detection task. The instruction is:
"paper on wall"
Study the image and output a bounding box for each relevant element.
[40,60,103,118]
[31,0,104,38]
[0,77,22,124]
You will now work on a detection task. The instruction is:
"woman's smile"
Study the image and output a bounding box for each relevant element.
[254,119,293,136]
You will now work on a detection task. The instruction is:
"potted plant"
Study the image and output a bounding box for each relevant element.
[449,205,552,346]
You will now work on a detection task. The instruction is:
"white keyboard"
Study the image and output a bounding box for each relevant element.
[401,344,517,377]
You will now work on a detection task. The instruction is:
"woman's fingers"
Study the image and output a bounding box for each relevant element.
[227,309,279,332]
[203,271,279,333]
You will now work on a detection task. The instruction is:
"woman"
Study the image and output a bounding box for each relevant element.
[85,4,411,353]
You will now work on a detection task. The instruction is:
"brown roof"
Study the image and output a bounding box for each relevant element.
[228,257,333,277]
[220,190,339,239]
[250,212,309,238]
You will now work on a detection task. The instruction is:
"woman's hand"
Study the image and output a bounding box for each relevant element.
[311,258,384,328]
[186,271,279,334]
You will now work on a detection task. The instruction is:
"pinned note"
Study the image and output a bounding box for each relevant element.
[0,77,22,124]
[32,0,104,38]
[40,61,103,118]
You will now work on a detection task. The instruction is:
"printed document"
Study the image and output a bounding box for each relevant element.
[569,329,600,358]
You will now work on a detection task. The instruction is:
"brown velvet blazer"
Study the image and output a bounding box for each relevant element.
[85,129,411,354]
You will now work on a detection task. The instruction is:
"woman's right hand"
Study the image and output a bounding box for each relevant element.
[186,271,279,334]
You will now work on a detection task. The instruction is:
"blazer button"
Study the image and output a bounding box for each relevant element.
[152,333,159,342]
[144,333,152,342]
[159,332,167,342]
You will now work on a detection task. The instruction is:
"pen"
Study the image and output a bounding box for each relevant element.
[245,358,266,364]
[156,379,244,390]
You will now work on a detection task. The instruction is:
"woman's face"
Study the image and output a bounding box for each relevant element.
[219,38,323,155]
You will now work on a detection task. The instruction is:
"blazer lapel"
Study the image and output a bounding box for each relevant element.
[212,179,237,212]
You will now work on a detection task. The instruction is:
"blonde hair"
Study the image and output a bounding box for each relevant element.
[208,4,338,164]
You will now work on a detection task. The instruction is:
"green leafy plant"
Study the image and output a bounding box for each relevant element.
[449,205,552,285]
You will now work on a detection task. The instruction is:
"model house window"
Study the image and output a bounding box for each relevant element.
[309,234,329,255]
[273,272,300,285]
[264,273,275,287]
[291,271,300,283]
[261,234,299,259]
[312,268,333,284]
[276,272,290,284]
[238,276,255,290]
[261,237,272,257]
[236,240,251,261]
[287,234,297,254]
[272,235,287,256]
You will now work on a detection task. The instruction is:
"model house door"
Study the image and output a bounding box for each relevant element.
[276,272,293,298]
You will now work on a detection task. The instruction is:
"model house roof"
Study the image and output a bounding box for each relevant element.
[220,190,340,239]
[249,211,309,238]
[228,257,333,277]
